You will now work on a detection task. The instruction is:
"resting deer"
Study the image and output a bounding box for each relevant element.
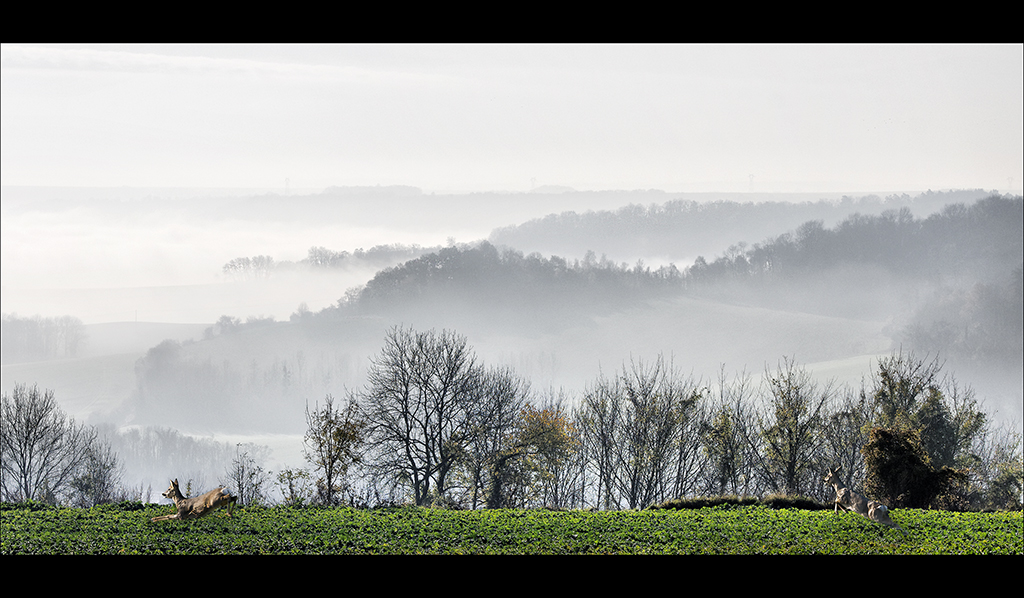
[150,479,237,522]
[823,467,901,530]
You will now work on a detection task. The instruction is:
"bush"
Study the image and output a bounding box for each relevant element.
[648,494,830,511]
[758,494,830,511]
[863,426,968,509]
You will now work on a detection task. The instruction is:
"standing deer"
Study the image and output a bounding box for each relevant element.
[823,467,901,530]
[150,479,237,522]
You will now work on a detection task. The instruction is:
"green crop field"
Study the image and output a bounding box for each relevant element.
[2,503,1021,555]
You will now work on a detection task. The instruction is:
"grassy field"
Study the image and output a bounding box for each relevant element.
[3,503,1020,555]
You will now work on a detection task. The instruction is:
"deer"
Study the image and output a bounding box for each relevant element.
[150,479,237,522]
[823,467,902,530]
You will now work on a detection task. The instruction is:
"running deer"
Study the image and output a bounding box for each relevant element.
[823,467,902,530]
[150,479,237,522]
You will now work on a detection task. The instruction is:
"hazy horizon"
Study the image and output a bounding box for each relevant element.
[5,43,1021,298]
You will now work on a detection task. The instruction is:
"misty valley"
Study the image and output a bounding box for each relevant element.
[2,188,1021,511]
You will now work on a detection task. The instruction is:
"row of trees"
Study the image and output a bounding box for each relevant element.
[354,327,575,509]
[222,255,275,281]
[289,327,577,509]
[220,244,435,283]
[1,383,279,508]
[305,244,434,270]
[296,327,1021,512]
[1,384,127,505]
[5,329,1020,511]
[1,313,86,364]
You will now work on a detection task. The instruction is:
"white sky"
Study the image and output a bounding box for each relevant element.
[2,43,1022,194]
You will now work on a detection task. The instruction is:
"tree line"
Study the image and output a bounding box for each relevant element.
[488,189,999,266]
[220,244,436,282]
[5,328,1021,511]
[1,313,86,364]
[296,326,1022,512]
[1,383,277,508]
[1,384,126,506]
[686,195,1021,286]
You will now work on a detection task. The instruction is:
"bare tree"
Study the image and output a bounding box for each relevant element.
[460,366,530,509]
[927,374,987,470]
[701,403,744,496]
[750,358,834,496]
[578,369,622,509]
[478,379,581,510]
[304,394,365,506]
[276,467,314,507]
[578,355,704,509]
[819,386,872,499]
[2,314,85,362]
[700,368,757,497]
[1,384,96,503]
[526,391,584,509]
[225,443,272,507]
[618,356,702,508]
[70,438,125,507]
[54,315,86,358]
[669,386,711,500]
[360,326,501,506]
[970,422,1023,510]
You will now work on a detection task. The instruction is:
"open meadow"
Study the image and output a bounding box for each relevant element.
[3,503,1020,555]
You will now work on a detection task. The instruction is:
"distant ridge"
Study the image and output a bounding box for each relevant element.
[530,185,577,194]
[320,185,423,197]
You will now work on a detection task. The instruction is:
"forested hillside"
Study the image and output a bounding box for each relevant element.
[365,194,1021,310]
[684,196,1022,369]
[340,194,1022,346]
[687,195,1020,286]
[488,189,997,264]
[118,193,1023,437]
[341,241,684,332]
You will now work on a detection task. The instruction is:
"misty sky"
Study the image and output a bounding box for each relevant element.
[3,43,1022,194]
